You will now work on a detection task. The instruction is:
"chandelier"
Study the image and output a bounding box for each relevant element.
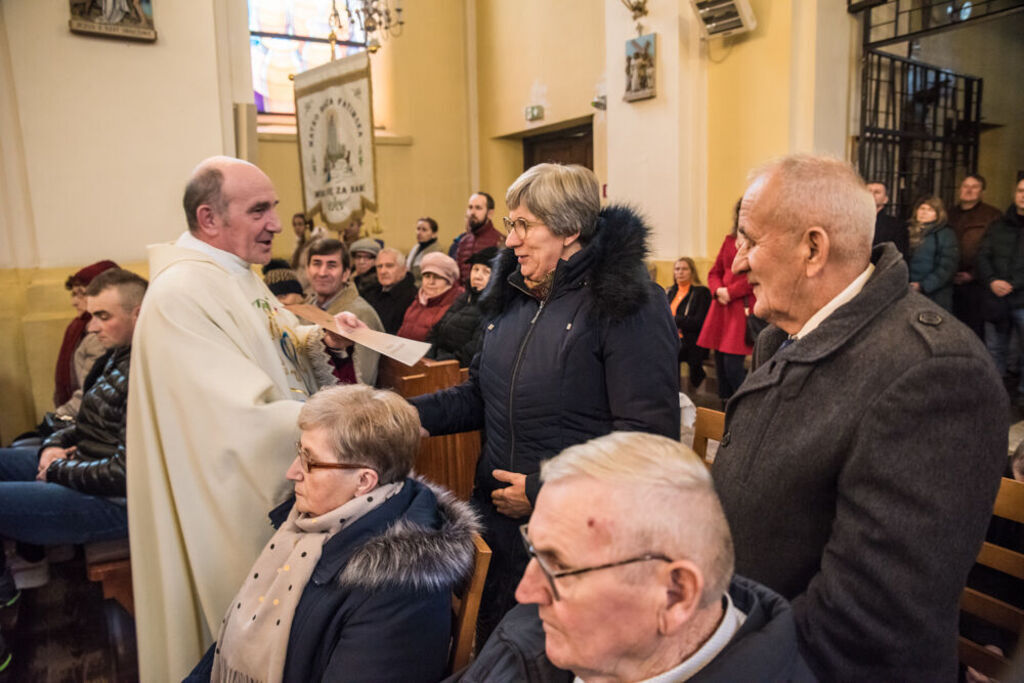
[329,0,405,55]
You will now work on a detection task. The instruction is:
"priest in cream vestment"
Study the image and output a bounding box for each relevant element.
[127,158,350,680]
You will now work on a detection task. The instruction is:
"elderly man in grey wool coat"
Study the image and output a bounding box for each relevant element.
[711,154,1007,682]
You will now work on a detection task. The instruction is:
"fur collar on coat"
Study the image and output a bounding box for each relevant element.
[335,478,480,593]
[480,204,654,321]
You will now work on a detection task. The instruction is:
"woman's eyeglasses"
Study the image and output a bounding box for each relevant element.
[295,442,375,474]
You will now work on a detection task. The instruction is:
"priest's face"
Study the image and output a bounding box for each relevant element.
[213,164,282,265]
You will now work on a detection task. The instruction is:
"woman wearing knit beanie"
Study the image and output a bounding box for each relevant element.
[396,252,463,342]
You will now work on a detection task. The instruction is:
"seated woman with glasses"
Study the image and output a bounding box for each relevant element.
[186,384,479,683]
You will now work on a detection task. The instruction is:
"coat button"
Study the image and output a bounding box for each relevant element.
[918,311,942,326]
[720,432,730,447]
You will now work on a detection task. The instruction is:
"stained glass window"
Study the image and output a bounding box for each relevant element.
[248,0,365,114]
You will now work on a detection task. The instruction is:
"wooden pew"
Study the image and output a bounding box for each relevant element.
[84,538,133,615]
[958,476,1024,679]
[692,407,725,467]
[378,357,481,501]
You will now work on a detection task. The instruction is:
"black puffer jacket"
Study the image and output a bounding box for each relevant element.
[425,288,485,366]
[976,205,1024,308]
[412,205,680,502]
[447,575,816,683]
[42,345,130,496]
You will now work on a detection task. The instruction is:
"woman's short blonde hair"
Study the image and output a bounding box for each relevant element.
[298,385,420,484]
[505,163,601,242]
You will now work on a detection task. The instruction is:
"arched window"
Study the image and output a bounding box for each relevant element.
[248,0,365,114]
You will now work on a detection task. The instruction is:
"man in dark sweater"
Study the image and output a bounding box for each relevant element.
[454,191,505,285]
[866,180,908,258]
[976,178,1024,398]
[0,269,146,660]
[950,173,1003,339]
[362,246,417,334]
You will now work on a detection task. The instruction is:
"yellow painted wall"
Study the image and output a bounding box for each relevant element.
[706,0,794,250]
[475,0,606,217]
[266,0,473,262]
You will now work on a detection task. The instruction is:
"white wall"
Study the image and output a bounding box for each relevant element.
[604,0,707,261]
[0,0,250,268]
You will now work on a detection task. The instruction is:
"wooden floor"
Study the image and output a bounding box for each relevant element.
[0,550,137,683]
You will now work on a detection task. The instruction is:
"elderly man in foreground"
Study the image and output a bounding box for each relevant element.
[712,155,1007,680]
[128,156,350,680]
[452,432,812,682]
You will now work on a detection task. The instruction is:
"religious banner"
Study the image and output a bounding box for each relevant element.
[294,51,377,228]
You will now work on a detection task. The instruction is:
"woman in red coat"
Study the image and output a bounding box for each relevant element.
[697,204,754,400]
[397,252,463,342]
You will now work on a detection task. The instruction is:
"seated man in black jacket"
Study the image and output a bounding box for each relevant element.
[450,432,813,683]
[0,268,146,604]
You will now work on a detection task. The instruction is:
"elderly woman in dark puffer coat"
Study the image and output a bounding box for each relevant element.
[187,384,479,683]
[405,163,680,645]
[425,246,498,366]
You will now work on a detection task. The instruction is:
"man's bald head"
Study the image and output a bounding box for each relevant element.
[182,156,282,265]
[183,156,261,233]
[746,155,875,270]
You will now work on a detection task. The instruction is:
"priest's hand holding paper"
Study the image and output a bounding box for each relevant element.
[333,311,368,336]
[323,312,365,350]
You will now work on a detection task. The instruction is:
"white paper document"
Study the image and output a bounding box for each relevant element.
[286,304,430,366]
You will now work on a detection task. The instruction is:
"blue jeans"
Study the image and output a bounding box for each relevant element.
[0,447,127,562]
[985,307,1024,394]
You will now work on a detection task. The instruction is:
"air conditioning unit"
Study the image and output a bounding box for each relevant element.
[690,0,757,39]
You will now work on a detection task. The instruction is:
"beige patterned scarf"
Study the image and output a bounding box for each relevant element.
[210,481,403,683]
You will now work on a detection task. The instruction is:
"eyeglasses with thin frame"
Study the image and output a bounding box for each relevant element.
[519,524,673,601]
[502,216,545,240]
[294,442,375,474]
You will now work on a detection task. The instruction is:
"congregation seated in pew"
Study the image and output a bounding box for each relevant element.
[0,268,147,669]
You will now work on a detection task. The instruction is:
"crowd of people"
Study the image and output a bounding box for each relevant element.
[0,154,1019,682]
[667,173,1024,406]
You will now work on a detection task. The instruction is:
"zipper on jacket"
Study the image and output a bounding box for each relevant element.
[506,298,546,473]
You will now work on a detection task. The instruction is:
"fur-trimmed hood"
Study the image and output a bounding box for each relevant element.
[480,204,654,320]
[334,477,481,593]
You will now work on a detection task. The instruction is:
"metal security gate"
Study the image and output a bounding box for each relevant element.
[856,50,982,220]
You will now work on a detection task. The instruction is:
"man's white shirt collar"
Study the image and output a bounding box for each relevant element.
[793,263,875,340]
[572,592,747,683]
[175,231,252,276]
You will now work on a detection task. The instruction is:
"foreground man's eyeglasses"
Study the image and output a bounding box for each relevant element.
[519,524,673,600]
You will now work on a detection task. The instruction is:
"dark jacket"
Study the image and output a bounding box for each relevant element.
[447,575,815,683]
[362,271,418,334]
[397,283,464,342]
[907,221,958,311]
[455,219,504,284]
[412,205,680,504]
[426,288,486,367]
[667,284,712,339]
[353,268,379,297]
[976,205,1024,309]
[872,210,908,260]
[712,244,1007,682]
[188,478,479,683]
[42,345,130,496]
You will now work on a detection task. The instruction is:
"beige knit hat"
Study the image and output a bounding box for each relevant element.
[419,252,459,285]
